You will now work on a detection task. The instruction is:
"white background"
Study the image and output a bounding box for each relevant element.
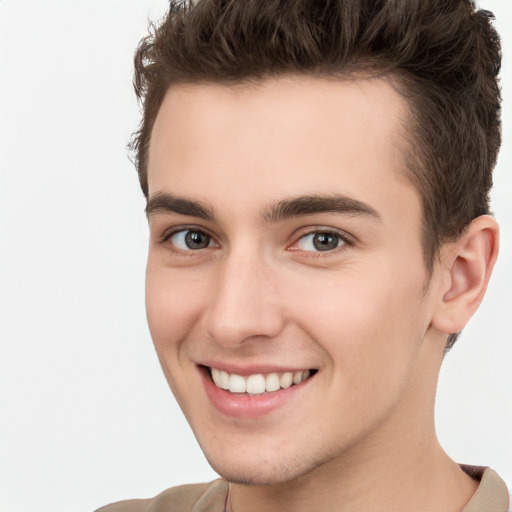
[0,1,511,511]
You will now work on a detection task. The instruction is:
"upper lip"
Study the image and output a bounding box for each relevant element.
[198,361,316,376]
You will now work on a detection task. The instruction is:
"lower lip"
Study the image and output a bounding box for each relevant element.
[200,368,313,419]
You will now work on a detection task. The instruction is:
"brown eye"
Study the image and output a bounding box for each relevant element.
[170,229,214,250]
[312,233,340,251]
[185,231,211,249]
[296,232,345,252]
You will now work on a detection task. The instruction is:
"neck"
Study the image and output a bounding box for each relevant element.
[227,335,478,512]
[228,435,477,512]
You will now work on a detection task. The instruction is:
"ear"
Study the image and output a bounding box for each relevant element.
[431,215,499,335]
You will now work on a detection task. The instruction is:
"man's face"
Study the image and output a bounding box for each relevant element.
[145,76,444,484]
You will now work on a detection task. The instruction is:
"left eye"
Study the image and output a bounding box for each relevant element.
[296,232,345,252]
[168,229,216,250]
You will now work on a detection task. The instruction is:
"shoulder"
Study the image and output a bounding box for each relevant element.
[94,479,228,512]
[460,466,510,512]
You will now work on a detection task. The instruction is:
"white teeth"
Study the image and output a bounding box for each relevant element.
[229,373,246,393]
[246,374,266,394]
[211,367,313,394]
[293,370,304,385]
[211,367,221,387]
[279,372,293,389]
[265,373,280,392]
[219,370,230,390]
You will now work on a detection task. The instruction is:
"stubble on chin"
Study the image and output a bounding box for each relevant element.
[202,445,336,486]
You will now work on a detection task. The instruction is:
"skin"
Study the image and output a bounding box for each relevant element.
[145,76,498,512]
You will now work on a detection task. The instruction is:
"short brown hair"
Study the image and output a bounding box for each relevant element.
[131,0,502,350]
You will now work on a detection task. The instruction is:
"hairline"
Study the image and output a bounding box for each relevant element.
[141,70,443,267]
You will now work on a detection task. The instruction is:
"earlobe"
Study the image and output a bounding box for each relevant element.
[432,215,499,335]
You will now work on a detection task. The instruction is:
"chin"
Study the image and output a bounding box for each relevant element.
[203,448,323,486]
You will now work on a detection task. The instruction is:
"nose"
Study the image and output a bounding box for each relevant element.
[204,248,285,348]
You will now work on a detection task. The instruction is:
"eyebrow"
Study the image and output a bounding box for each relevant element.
[263,194,381,223]
[145,192,380,223]
[146,192,215,220]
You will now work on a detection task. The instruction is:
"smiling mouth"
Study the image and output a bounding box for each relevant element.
[206,366,317,395]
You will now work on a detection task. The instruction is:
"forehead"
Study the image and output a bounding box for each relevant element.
[148,75,416,219]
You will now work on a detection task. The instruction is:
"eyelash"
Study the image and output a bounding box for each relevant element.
[289,228,354,258]
[160,225,218,255]
[159,225,354,257]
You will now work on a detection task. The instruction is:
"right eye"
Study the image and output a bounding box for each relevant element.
[167,229,216,251]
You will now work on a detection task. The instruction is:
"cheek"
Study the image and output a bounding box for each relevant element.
[285,266,428,385]
[145,261,207,352]
[291,274,428,438]
[292,269,424,339]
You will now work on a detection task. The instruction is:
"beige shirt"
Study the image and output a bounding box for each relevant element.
[95,466,510,512]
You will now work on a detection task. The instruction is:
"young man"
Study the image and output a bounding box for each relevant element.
[98,0,509,510]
